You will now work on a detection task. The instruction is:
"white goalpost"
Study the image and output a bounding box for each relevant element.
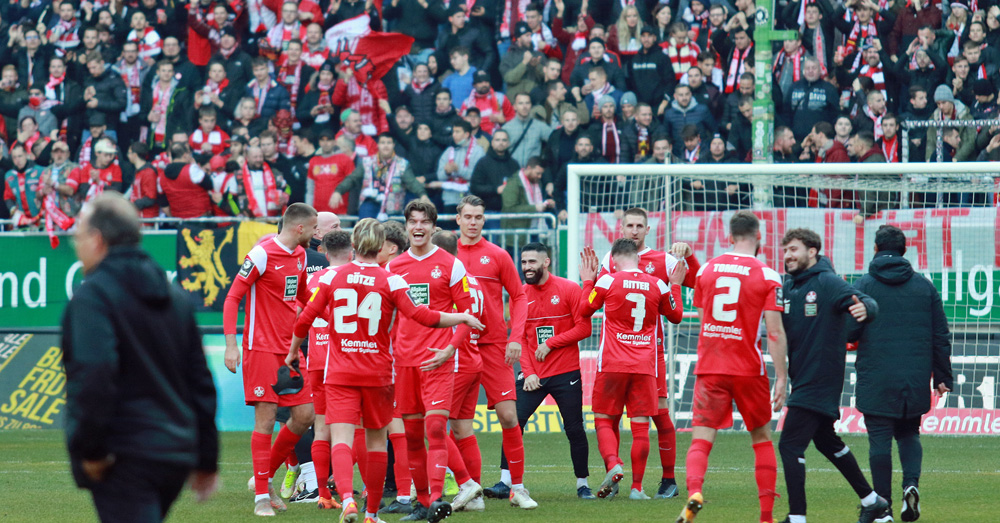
[567,161,1000,434]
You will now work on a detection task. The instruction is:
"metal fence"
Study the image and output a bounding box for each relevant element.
[902,118,1000,163]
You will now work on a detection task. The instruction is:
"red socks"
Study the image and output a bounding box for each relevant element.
[389,432,411,498]
[332,443,355,504]
[286,453,299,468]
[753,441,778,523]
[446,432,472,485]
[652,409,676,479]
[630,420,650,491]
[454,433,482,484]
[594,417,622,471]
[365,451,388,513]
[501,426,525,485]
[403,418,431,507]
[251,431,271,495]
[352,428,368,479]
[312,439,332,499]
[425,414,449,500]
[685,438,713,496]
[268,425,302,477]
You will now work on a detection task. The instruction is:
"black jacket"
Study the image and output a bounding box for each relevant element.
[849,251,953,419]
[383,0,445,50]
[211,48,255,89]
[61,247,218,487]
[470,146,520,211]
[627,45,675,107]
[83,67,128,130]
[782,256,879,419]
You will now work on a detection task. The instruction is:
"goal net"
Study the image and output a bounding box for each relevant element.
[565,162,1000,435]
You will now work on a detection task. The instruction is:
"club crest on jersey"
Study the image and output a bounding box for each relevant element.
[806,291,817,303]
[297,260,303,271]
[645,262,655,274]
[480,256,490,264]
[254,386,265,397]
[431,266,442,279]
[551,295,560,305]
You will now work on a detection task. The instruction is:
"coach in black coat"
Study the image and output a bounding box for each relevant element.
[62,195,219,521]
[849,226,952,513]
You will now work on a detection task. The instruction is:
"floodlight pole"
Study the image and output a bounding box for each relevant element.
[751,0,796,208]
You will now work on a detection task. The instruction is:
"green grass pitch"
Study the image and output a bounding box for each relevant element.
[1,430,997,522]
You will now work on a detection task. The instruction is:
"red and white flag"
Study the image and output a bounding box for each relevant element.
[323,14,413,84]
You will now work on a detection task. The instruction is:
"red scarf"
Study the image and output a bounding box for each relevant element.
[249,78,274,116]
[206,77,229,96]
[684,146,699,163]
[864,105,884,141]
[845,21,877,57]
[447,139,476,169]
[773,47,805,82]
[881,135,898,163]
[278,61,303,108]
[42,190,74,248]
[242,162,279,216]
[725,43,753,93]
[219,44,237,59]
[152,79,175,143]
[411,78,433,94]
[602,120,619,164]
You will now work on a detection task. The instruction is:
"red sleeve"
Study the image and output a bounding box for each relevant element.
[331,80,348,107]
[544,280,592,349]
[659,283,684,324]
[262,0,282,16]
[500,253,528,346]
[223,263,259,335]
[303,0,323,22]
[683,253,700,289]
[580,279,603,317]
[140,169,157,200]
[692,271,706,309]
[393,287,443,327]
[293,282,331,338]
[372,80,389,133]
[109,165,122,183]
[447,274,475,348]
[606,26,620,54]
[4,177,14,202]
[296,264,310,306]
[65,167,81,190]
[188,10,211,37]
[502,96,516,121]
[543,44,563,60]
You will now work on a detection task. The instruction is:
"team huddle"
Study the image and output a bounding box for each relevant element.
[222,201,900,523]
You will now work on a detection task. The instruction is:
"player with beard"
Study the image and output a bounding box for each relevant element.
[596,207,699,499]
[287,218,483,523]
[454,195,538,509]
[580,239,684,501]
[385,201,478,523]
[223,203,318,516]
[678,210,787,523]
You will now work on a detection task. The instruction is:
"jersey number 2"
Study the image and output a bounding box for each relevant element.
[334,288,383,336]
[712,277,742,322]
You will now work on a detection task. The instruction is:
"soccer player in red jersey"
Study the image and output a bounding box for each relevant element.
[677,210,788,523]
[454,195,538,509]
[430,230,487,512]
[222,203,319,516]
[597,207,701,499]
[286,218,483,523]
[518,243,595,497]
[385,201,478,522]
[303,230,353,510]
[580,239,685,501]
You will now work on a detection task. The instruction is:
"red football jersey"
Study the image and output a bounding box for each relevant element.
[307,153,354,214]
[293,261,442,386]
[456,238,527,347]
[454,275,485,373]
[224,237,310,354]
[582,270,683,375]
[66,162,123,202]
[692,252,783,377]
[385,246,476,367]
[598,247,699,289]
[522,274,591,379]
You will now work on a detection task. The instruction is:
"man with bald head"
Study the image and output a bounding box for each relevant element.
[63,192,220,521]
[306,211,342,274]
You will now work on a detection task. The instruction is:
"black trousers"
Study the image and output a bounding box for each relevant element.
[865,414,922,505]
[779,406,873,515]
[89,457,189,523]
[499,369,590,479]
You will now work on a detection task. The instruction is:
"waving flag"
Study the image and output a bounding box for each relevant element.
[324,14,414,84]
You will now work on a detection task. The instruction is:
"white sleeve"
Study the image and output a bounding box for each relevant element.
[762,267,782,284]
[450,258,467,287]
[247,245,268,277]
[388,274,409,292]
[596,274,615,290]
[656,279,670,295]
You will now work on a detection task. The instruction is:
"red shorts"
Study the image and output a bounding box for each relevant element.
[592,372,658,417]
[451,371,482,420]
[243,349,312,406]
[395,365,455,415]
[325,383,394,429]
[309,370,326,416]
[691,374,772,431]
[480,342,516,408]
[656,350,668,398]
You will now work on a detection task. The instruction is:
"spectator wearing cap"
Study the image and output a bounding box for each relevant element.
[926,84,975,160]
[245,56,290,121]
[570,37,627,91]
[436,5,496,80]
[41,139,78,215]
[141,59,191,152]
[784,56,839,141]
[404,63,438,124]
[127,141,161,219]
[212,26,254,88]
[471,128,520,212]
[663,83,716,156]
[83,51,127,138]
[442,46,479,109]
[619,91,638,122]
[382,0,446,57]
[461,70,515,134]
[77,113,110,165]
[332,133,428,220]
[628,26,676,107]
[435,119,485,207]
[307,128,356,214]
[587,94,629,164]
[503,91,554,166]
[297,61,337,131]
[463,107,492,150]
[501,22,547,100]
[66,138,124,205]
[337,109,379,158]
[331,62,390,136]
[529,78,589,129]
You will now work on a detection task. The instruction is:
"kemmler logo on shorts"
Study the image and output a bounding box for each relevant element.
[254,386,265,397]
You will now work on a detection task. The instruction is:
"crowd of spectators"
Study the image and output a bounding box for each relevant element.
[2,0,998,231]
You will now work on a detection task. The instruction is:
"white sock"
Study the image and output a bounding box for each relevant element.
[397,495,411,503]
[288,464,299,473]
[577,478,588,489]
[343,496,355,506]
[267,477,273,486]
[788,515,806,523]
[461,479,477,489]
[365,512,375,520]
[512,483,524,490]
[254,493,269,503]
[861,491,879,507]
[500,469,512,486]
[446,467,454,474]
[299,462,317,490]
